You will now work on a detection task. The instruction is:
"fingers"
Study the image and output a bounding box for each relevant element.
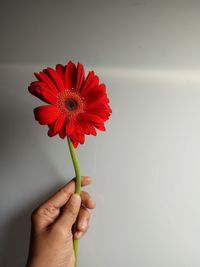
[74,225,90,240]
[55,192,95,232]
[32,176,92,230]
[57,193,81,228]
[80,191,96,209]
[43,176,92,209]
[74,206,91,240]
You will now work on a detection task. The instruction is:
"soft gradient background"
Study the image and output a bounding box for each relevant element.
[1,1,200,266]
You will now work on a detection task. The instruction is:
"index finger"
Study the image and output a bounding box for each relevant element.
[41,176,92,210]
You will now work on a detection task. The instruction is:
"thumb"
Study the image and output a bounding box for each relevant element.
[57,193,81,228]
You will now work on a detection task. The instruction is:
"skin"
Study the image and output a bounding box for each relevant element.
[26,176,96,267]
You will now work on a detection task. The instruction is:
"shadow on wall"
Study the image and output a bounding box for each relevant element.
[0,186,63,267]
[0,80,66,267]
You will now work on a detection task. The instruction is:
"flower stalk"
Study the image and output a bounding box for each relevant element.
[67,136,81,267]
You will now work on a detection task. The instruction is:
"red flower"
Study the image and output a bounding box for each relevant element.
[28,61,112,147]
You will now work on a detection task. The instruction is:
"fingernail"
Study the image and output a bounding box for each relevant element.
[71,193,81,204]
[80,219,87,230]
[75,231,83,239]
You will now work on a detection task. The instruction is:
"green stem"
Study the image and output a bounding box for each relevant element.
[67,136,81,267]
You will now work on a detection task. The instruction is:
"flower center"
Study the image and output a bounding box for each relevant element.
[65,98,78,111]
[57,90,84,118]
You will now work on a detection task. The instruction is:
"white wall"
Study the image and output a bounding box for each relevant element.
[1,1,200,267]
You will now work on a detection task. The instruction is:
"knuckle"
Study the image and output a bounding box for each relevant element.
[58,187,70,199]
[31,203,58,224]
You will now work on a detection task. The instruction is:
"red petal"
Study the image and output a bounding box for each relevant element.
[81,71,99,96]
[34,71,58,95]
[48,115,66,137]
[54,115,66,134]
[34,105,60,125]
[98,83,106,93]
[56,64,65,76]
[72,139,78,148]
[44,67,65,92]
[65,61,76,90]
[78,120,89,135]
[86,102,112,113]
[94,123,106,131]
[48,121,56,137]
[85,88,107,103]
[78,134,85,144]
[87,124,97,136]
[76,62,85,92]
[74,120,83,134]
[69,132,78,146]
[79,120,97,136]
[79,113,104,123]
[56,64,66,87]
[86,83,106,98]
[82,71,94,88]
[84,78,99,96]
[66,119,75,135]
[66,129,84,147]
[59,124,67,139]
[92,111,110,120]
[28,82,57,105]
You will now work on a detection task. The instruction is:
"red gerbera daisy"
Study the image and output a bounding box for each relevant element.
[28,61,112,147]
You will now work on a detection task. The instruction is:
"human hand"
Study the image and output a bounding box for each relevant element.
[26,176,96,267]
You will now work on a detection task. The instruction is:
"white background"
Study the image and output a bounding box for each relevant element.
[1,1,200,266]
